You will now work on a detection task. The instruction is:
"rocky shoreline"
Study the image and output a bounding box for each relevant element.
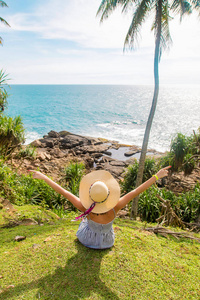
[28,130,162,179]
[9,130,199,194]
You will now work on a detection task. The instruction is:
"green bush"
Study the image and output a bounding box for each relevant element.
[160,129,200,174]
[15,145,36,159]
[0,69,9,112]
[121,157,158,193]
[137,183,200,223]
[138,186,161,222]
[0,163,66,209]
[175,183,200,223]
[0,161,86,212]
[62,161,85,196]
[183,153,196,175]
[170,133,188,170]
[0,115,25,159]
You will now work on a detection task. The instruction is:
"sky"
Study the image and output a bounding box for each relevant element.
[1,0,200,85]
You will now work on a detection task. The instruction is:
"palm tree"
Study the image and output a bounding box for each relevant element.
[0,0,10,45]
[97,0,197,219]
[0,69,9,112]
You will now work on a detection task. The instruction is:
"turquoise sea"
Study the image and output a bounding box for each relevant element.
[6,84,200,152]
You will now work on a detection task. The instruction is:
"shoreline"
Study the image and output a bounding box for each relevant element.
[30,130,165,162]
[22,130,165,181]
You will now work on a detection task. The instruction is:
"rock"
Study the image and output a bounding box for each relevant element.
[124,150,139,157]
[109,160,127,167]
[84,156,94,168]
[39,138,55,148]
[92,153,103,159]
[38,152,47,161]
[50,148,67,158]
[99,156,116,163]
[59,131,71,137]
[103,150,112,156]
[15,236,26,242]
[47,130,60,138]
[79,144,110,154]
[30,139,42,147]
[45,153,51,161]
[96,162,125,178]
[60,135,86,149]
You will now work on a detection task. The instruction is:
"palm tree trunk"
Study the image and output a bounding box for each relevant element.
[130,1,162,219]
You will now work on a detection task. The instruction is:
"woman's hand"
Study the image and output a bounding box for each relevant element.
[28,170,46,180]
[156,166,171,179]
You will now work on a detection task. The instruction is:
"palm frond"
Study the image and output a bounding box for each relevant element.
[191,0,200,9]
[171,0,192,19]
[0,69,10,86]
[161,1,172,49]
[124,0,153,49]
[97,0,134,21]
[0,17,10,27]
[97,0,119,21]
[0,1,8,8]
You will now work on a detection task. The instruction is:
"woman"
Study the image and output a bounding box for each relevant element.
[29,166,170,249]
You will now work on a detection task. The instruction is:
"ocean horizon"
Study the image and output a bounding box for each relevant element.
[5,84,200,153]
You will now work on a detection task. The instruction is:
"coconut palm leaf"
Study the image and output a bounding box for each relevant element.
[0,1,10,44]
[124,0,153,49]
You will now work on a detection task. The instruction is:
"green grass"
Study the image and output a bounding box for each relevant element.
[0,212,200,300]
[0,204,60,227]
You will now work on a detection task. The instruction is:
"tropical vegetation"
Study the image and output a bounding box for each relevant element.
[160,129,200,174]
[0,70,25,159]
[0,148,199,226]
[0,69,9,112]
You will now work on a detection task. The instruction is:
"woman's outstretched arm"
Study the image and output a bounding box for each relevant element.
[114,166,171,212]
[29,170,85,212]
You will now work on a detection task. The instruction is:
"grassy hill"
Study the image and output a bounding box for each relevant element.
[0,208,200,300]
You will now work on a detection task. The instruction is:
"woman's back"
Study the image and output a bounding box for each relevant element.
[76,209,116,249]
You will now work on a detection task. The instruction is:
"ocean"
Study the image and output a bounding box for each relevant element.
[5,84,200,153]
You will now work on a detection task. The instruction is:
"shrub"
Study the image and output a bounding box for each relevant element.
[170,133,188,170]
[121,157,158,193]
[138,186,161,222]
[160,129,200,174]
[15,145,36,159]
[0,115,25,159]
[182,153,196,175]
[137,183,200,223]
[0,163,65,209]
[0,69,9,112]
[175,183,200,223]
[62,161,85,196]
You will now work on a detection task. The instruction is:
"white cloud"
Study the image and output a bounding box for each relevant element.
[7,0,155,49]
[2,0,200,85]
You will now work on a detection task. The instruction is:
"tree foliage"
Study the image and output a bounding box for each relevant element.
[0,115,25,158]
[0,0,10,45]
[0,69,9,112]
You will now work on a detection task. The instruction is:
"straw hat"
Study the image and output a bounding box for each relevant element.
[79,170,120,214]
